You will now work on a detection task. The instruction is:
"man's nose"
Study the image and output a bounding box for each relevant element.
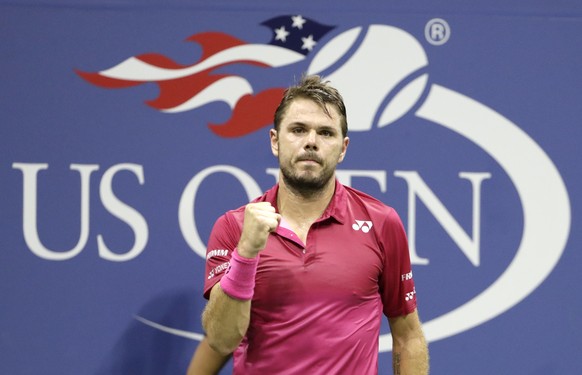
[304,130,318,150]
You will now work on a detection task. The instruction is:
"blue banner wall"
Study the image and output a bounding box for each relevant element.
[2,1,581,374]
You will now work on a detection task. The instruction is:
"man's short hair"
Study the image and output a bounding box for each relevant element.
[274,74,348,137]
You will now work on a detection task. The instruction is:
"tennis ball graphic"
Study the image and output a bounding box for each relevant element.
[308,25,429,131]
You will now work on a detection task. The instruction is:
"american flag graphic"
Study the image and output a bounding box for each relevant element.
[77,15,334,137]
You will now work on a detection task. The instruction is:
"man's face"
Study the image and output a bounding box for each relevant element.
[270,98,349,193]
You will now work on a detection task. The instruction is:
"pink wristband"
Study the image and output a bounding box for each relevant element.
[219,249,259,300]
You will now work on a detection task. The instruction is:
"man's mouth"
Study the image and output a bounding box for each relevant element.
[296,154,321,164]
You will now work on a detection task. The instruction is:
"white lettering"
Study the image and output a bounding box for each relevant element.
[97,163,148,262]
[12,163,98,261]
[208,261,230,279]
[401,271,413,281]
[206,249,229,260]
[13,162,493,267]
[394,170,491,266]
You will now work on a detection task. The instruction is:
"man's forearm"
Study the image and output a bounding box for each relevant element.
[392,335,429,375]
[202,283,251,356]
[186,337,231,375]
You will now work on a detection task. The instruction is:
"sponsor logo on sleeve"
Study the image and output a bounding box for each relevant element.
[207,261,230,280]
[206,249,229,261]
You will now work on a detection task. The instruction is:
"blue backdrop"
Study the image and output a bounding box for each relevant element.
[2,1,581,374]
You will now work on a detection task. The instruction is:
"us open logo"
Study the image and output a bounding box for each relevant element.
[79,15,571,351]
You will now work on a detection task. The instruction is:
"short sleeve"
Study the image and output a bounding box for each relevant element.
[202,212,242,299]
[378,208,417,318]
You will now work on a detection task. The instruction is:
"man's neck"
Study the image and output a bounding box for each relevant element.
[276,175,336,225]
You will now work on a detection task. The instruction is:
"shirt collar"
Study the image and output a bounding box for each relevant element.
[263,179,347,225]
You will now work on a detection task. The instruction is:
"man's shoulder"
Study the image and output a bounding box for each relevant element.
[341,184,393,209]
[340,184,401,222]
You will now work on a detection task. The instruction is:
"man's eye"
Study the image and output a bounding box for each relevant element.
[292,128,305,133]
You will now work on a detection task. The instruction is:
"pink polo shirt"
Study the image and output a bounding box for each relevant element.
[204,181,417,375]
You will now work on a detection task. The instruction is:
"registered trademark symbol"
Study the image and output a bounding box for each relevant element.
[425,18,451,46]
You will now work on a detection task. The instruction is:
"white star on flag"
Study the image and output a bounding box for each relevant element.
[274,26,290,42]
[301,34,317,51]
[261,14,335,56]
[291,15,307,29]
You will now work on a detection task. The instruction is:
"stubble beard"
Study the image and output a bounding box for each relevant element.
[279,159,335,198]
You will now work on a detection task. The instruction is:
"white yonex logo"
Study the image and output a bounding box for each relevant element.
[405,288,417,302]
[352,220,373,233]
[207,261,229,279]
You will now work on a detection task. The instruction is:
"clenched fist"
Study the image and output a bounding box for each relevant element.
[237,202,281,258]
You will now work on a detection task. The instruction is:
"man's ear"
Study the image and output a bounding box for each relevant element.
[270,129,279,157]
[338,137,350,163]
